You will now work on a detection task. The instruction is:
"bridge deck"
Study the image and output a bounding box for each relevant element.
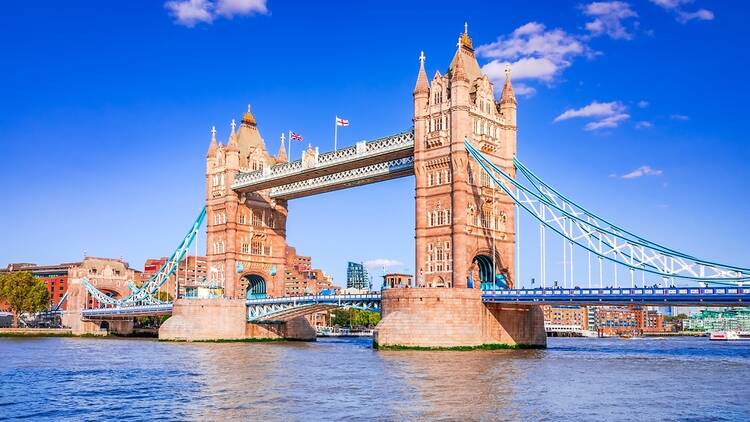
[483,287,750,306]
[75,288,750,320]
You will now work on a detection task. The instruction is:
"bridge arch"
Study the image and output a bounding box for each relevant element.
[472,252,509,290]
[242,274,267,299]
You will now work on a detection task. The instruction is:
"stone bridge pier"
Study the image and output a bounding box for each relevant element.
[159,299,315,341]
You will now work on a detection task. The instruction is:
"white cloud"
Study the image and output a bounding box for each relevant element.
[650,0,714,23]
[554,101,630,131]
[582,1,639,40]
[364,259,403,269]
[215,0,267,17]
[637,100,649,108]
[677,9,714,23]
[621,165,663,179]
[513,83,537,97]
[477,22,590,92]
[165,0,213,27]
[635,120,654,129]
[165,0,266,26]
[670,113,689,121]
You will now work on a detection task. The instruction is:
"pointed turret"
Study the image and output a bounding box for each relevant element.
[451,48,468,82]
[227,118,239,151]
[449,22,482,82]
[207,126,218,157]
[413,51,429,95]
[500,64,517,106]
[277,132,288,162]
[241,104,256,127]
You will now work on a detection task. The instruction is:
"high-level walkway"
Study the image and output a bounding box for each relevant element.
[232,131,414,199]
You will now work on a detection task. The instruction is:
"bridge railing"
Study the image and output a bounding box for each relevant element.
[246,293,382,305]
[484,287,750,296]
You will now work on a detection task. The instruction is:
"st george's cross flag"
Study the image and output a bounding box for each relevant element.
[336,116,350,126]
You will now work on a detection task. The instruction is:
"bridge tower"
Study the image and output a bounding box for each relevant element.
[375,25,545,349]
[413,25,517,290]
[205,107,289,300]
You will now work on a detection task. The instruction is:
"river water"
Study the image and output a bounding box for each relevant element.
[0,336,748,421]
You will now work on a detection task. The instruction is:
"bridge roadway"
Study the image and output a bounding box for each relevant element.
[79,287,750,320]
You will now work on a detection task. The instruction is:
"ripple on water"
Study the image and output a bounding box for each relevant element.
[0,336,748,421]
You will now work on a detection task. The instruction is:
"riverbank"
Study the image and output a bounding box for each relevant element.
[0,328,73,337]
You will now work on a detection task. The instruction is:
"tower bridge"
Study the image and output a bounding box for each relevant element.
[64,25,750,347]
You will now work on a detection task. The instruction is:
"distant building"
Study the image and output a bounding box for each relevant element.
[2,258,141,311]
[2,262,79,311]
[542,305,591,336]
[383,273,413,289]
[142,255,207,299]
[683,308,750,332]
[346,262,369,290]
[284,247,338,296]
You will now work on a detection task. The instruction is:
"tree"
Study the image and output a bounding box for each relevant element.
[0,271,50,327]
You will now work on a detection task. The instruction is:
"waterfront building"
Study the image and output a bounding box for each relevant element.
[2,262,78,310]
[542,305,591,336]
[142,255,207,299]
[383,273,413,289]
[682,308,750,332]
[1,258,141,310]
[347,262,369,290]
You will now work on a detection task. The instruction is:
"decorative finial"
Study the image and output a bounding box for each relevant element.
[464,21,468,34]
[247,104,252,113]
[230,119,236,134]
[211,125,216,140]
[505,63,511,79]
[419,51,425,67]
[280,132,285,143]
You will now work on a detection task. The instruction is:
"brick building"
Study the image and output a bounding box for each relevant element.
[142,255,207,299]
[283,247,337,296]
[383,273,413,289]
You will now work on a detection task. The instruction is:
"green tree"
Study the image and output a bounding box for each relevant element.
[0,271,50,327]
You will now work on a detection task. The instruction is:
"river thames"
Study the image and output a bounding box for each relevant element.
[1,336,748,421]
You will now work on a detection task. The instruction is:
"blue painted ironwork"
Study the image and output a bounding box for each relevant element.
[483,287,750,306]
[246,294,381,321]
[465,139,750,285]
[81,207,206,307]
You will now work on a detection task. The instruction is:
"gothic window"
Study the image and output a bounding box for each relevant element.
[427,173,433,187]
[239,213,246,225]
[213,241,225,254]
[435,172,442,185]
[252,210,263,227]
[251,240,263,255]
[445,209,451,224]
[468,166,474,184]
[264,245,272,256]
[212,175,220,186]
[481,171,491,187]
[241,242,249,254]
[266,213,275,228]
[445,169,452,183]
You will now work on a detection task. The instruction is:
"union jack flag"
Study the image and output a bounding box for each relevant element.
[290,131,303,141]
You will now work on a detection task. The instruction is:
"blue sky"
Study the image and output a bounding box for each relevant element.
[1,1,748,287]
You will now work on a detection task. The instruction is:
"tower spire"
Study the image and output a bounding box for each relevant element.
[207,125,218,157]
[227,119,239,150]
[413,51,429,95]
[500,64,517,105]
[277,132,288,162]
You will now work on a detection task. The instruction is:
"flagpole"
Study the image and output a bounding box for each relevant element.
[334,116,338,151]
[288,130,292,160]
